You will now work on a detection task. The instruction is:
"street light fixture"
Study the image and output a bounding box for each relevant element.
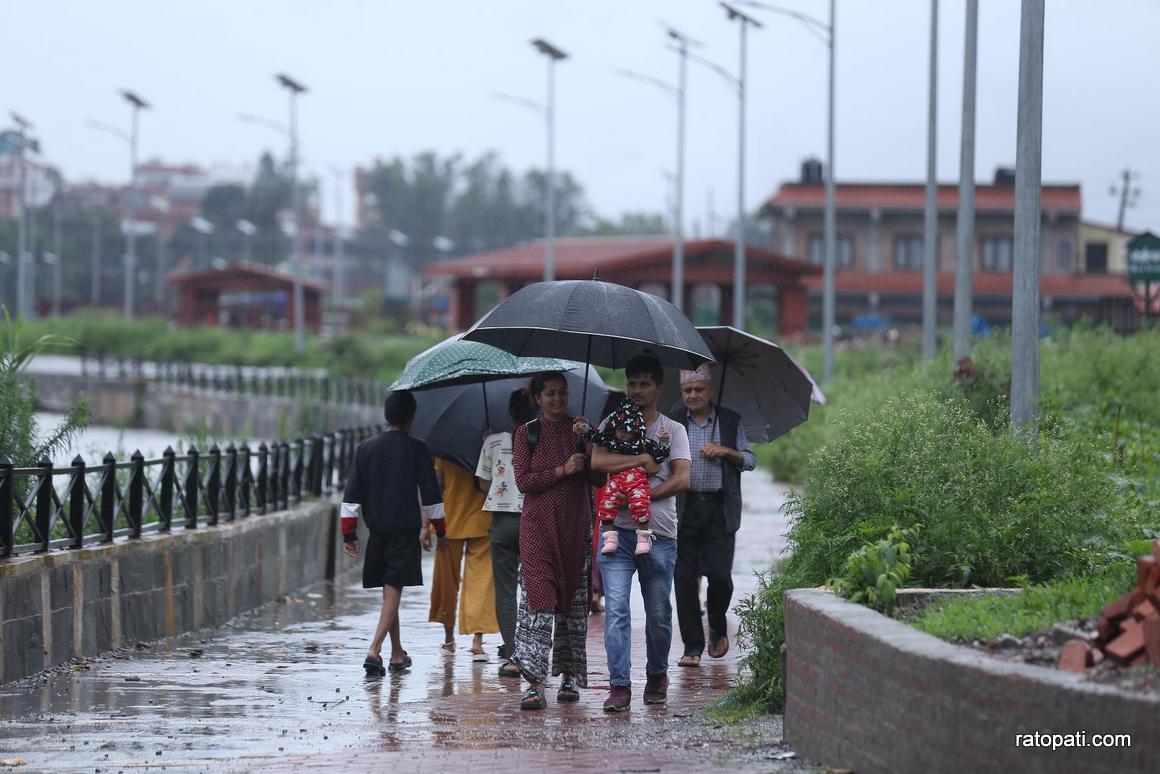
[738,0,834,376]
[10,111,32,320]
[531,38,568,282]
[719,3,763,331]
[614,21,697,313]
[275,72,308,353]
[120,89,150,321]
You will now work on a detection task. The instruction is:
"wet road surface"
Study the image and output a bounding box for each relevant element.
[0,473,805,772]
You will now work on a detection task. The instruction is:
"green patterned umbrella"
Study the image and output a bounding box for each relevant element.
[390,336,580,392]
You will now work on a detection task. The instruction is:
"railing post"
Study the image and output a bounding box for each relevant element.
[206,443,221,526]
[279,441,291,509]
[309,435,323,496]
[34,457,53,553]
[184,445,200,529]
[159,446,175,532]
[292,438,304,502]
[321,433,335,495]
[99,452,116,544]
[0,456,12,558]
[257,442,269,515]
[238,443,251,518]
[224,443,237,521]
[69,455,86,549]
[128,450,144,539]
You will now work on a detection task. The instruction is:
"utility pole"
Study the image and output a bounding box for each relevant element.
[822,0,837,382]
[331,168,346,302]
[11,112,31,320]
[276,73,307,353]
[1010,0,1045,435]
[1111,168,1140,231]
[91,211,102,306]
[51,198,63,316]
[952,0,978,362]
[121,89,150,321]
[669,26,692,313]
[721,2,762,331]
[922,0,939,361]
[532,39,568,283]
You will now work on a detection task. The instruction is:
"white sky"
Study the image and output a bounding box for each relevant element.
[3,0,1158,232]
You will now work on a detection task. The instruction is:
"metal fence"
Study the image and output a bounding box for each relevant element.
[0,425,385,559]
[72,354,388,406]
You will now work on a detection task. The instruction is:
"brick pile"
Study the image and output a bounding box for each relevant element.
[1058,539,1160,672]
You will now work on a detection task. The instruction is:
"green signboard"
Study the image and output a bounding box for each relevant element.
[1127,232,1160,283]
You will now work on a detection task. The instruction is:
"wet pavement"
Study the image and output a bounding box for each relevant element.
[0,473,806,773]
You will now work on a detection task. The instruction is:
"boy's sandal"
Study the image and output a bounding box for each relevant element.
[499,660,522,679]
[520,687,546,710]
[557,679,580,703]
[677,654,701,668]
[363,654,386,676]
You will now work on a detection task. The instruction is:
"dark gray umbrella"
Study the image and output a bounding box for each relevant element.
[665,326,813,444]
[461,279,714,370]
[462,278,714,416]
[410,367,610,472]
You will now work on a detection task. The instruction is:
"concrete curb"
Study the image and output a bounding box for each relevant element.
[783,588,1160,773]
[0,500,340,683]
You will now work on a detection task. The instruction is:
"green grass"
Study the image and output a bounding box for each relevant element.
[909,565,1135,640]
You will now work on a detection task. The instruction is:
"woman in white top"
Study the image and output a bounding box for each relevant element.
[476,387,537,678]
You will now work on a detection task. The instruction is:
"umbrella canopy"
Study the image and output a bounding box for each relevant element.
[664,326,812,444]
[390,336,580,391]
[410,366,610,472]
[461,279,714,370]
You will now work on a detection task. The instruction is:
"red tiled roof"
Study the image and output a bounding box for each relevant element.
[802,271,1134,299]
[168,261,329,292]
[766,183,1082,214]
[423,236,818,279]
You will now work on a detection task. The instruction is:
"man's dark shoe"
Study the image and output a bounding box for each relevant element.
[643,672,668,705]
[603,685,631,712]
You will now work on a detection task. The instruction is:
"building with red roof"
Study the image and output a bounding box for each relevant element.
[423,236,819,335]
[169,263,327,331]
[761,160,1137,330]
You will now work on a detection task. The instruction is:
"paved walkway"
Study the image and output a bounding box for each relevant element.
[0,473,806,773]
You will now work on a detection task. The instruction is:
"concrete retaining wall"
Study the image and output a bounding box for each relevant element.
[30,373,380,439]
[783,588,1160,773]
[0,501,340,684]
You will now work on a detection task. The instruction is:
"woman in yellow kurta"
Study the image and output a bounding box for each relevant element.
[428,456,499,659]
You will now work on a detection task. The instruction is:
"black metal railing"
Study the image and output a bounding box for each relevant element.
[71,353,388,407]
[0,425,384,559]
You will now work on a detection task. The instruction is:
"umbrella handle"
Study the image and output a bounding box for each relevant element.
[482,382,490,436]
[577,334,593,454]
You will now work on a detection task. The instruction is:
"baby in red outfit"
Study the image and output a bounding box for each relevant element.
[583,399,670,556]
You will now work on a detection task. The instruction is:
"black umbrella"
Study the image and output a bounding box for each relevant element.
[665,326,813,444]
[461,278,714,414]
[410,367,611,472]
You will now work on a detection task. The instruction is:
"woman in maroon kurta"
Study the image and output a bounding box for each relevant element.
[511,371,603,710]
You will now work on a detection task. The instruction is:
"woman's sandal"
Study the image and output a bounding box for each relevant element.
[520,687,546,710]
[498,660,522,679]
[363,654,386,676]
[677,654,701,668]
[557,679,580,703]
[438,641,455,657]
[387,651,412,673]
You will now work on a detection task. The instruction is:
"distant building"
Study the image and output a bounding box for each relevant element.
[1079,220,1135,275]
[761,160,1137,331]
[169,262,327,332]
[423,235,818,335]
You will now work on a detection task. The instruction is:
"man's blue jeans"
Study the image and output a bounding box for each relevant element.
[598,527,677,687]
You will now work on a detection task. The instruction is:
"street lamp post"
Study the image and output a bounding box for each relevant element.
[11,112,32,319]
[720,3,762,331]
[531,39,567,282]
[922,0,939,361]
[330,168,347,303]
[739,0,834,377]
[276,73,308,353]
[952,0,979,362]
[120,90,149,321]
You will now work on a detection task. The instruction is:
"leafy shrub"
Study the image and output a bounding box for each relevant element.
[831,525,921,616]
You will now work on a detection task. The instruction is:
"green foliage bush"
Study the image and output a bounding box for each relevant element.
[831,525,921,616]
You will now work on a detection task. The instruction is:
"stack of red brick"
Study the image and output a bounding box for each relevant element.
[1059,540,1160,672]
